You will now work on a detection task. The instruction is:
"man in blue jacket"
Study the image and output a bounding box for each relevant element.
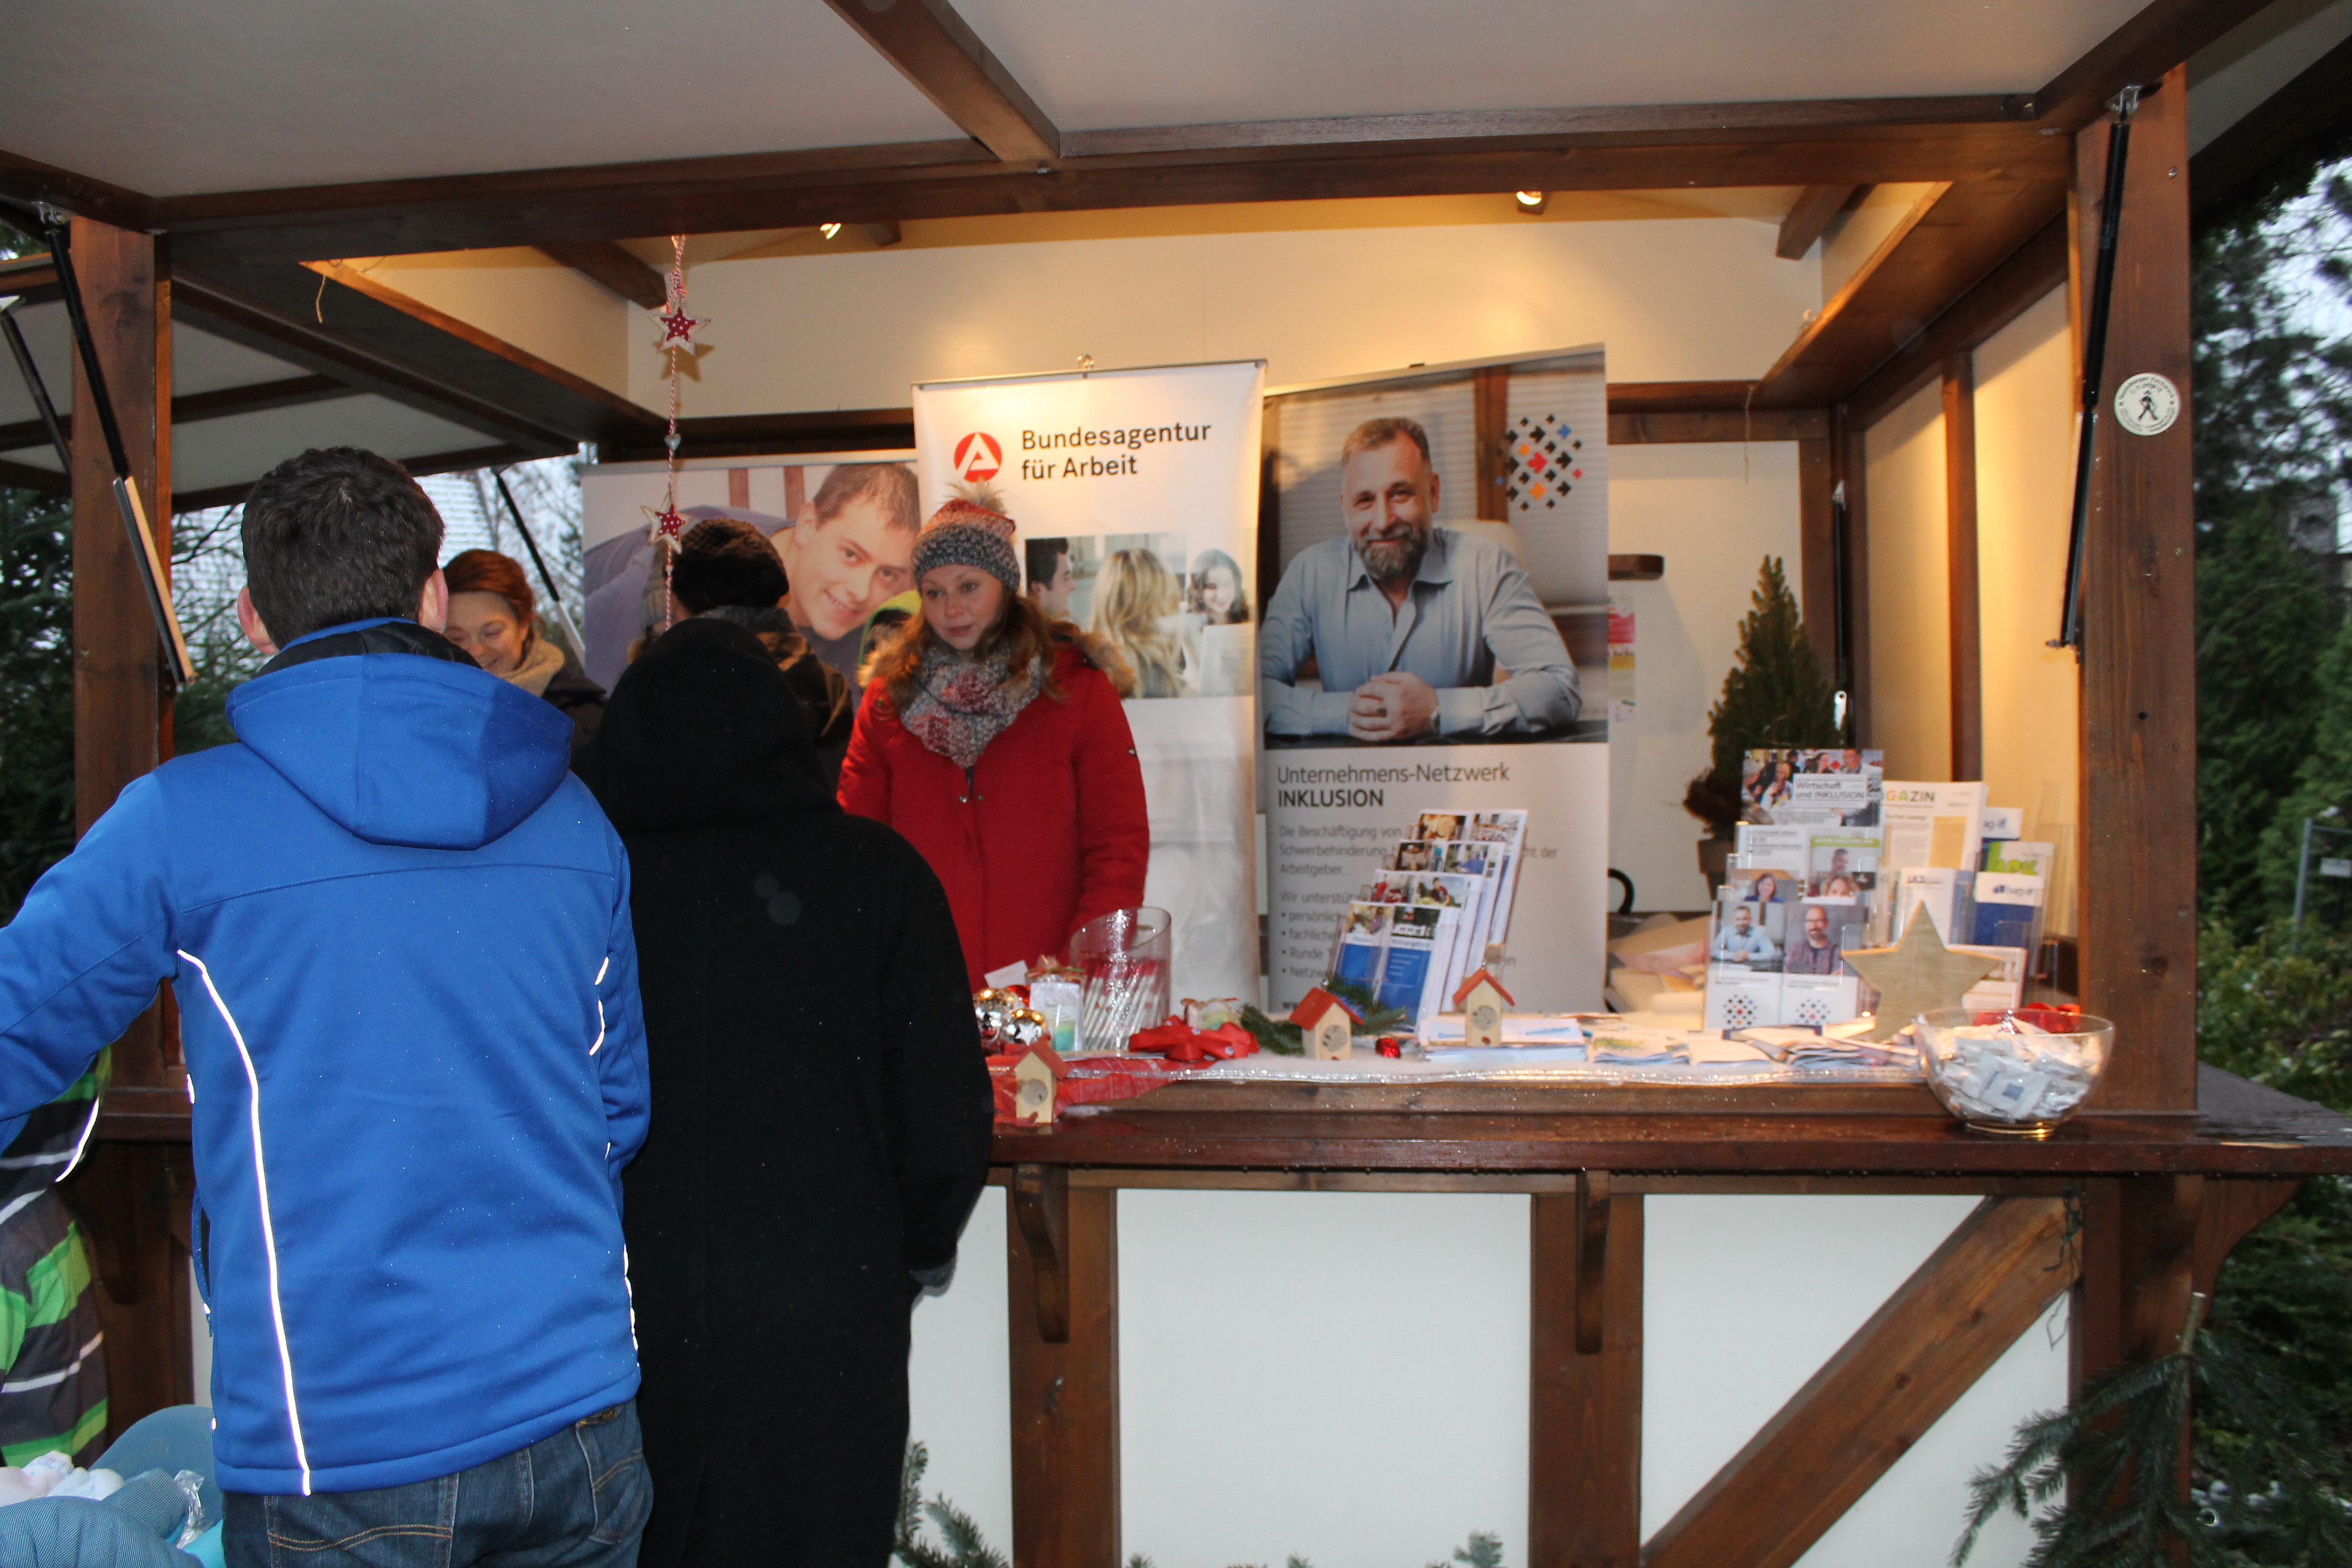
[0,449,651,1565]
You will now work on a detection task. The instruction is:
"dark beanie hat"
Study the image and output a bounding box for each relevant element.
[672,518,788,614]
[911,497,1020,594]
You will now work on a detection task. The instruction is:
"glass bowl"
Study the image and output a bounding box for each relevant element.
[1914,1008,2115,1138]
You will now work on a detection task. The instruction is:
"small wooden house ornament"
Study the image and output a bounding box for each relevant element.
[1288,987,1362,1060]
[1452,967,1515,1048]
[1012,1043,1071,1124]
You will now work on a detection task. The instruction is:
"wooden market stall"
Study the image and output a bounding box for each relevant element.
[10,0,2352,1560]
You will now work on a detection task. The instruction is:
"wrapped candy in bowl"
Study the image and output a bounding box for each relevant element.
[1915,1008,2115,1138]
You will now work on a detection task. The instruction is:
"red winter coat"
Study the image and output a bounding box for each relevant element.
[839,644,1151,989]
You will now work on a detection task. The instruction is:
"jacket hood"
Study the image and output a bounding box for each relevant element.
[226,618,574,850]
[578,616,837,831]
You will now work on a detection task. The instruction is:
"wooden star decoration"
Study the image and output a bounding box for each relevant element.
[648,503,687,540]
[1839,906,2000,1042]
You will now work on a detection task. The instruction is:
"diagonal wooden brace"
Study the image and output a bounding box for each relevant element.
[1643,1195,2077,1568]
[1011,1162,1071,1344]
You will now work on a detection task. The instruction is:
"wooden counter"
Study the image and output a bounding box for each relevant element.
[977,1065,2352,1568]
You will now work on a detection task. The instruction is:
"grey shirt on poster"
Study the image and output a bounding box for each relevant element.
[1259,526,1581,739]
[1784,933,1845,975]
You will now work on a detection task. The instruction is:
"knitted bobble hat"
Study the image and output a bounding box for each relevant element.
[912,494,1021,595]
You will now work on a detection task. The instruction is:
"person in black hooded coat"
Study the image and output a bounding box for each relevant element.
[578,616,993,1567]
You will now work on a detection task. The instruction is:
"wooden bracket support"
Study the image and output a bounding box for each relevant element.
[1576,1168,1612,1355]
[1645,1195,2077,1568]
[1011,1162,1070,1344]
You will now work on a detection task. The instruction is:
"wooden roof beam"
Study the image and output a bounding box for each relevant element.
[161,123,2066,269]
[2189,25,2352,220]
[819,0,1059,163]
[1750,172,2068,410]
[173,269,593,454]
[1776,184,1860,259]
[2033,0,2269,129]
[0,373,354,458]
[537,241,667,310]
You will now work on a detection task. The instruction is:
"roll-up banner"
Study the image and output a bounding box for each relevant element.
[1261,347,1611,1014]
[913,362,1268,1005]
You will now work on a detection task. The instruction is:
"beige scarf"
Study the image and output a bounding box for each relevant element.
[500,635,565,698]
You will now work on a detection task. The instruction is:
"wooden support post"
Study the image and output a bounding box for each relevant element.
[1797,434,1837,687]
[61,1141,195,1443]
[69,219,171,842]
[1644,1196,2076,1568]
[1010,1163,1070,1343]
[1529,1186,1642,1568]
[2073,67,2197,1111]
[1943,352,1983,780]
[1007,1183,1119,1568]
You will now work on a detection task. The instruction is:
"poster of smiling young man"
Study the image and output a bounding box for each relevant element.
[579,451,919,695]
[913,361,1267,1004]
[1261,347,1610,1014]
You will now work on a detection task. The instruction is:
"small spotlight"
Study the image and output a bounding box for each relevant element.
[1513,190,1547,214]
[819,222,843,239]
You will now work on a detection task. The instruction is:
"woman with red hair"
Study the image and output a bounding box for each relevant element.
[443,548,607,757]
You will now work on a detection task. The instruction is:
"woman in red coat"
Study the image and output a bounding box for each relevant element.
[840,497,1150,989]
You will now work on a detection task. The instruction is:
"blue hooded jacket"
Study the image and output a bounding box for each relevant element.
[0,620,649,1495]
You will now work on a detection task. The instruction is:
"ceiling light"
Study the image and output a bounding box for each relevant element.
[819,222,843,239]
[1513,190,1547,215]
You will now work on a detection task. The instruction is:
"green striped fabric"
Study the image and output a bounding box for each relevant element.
[0,1195,106,1463]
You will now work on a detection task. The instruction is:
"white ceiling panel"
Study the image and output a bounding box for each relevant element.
[168,395,498,494]
[0,1,962,197]
[956,0,2144,131]
[1,303,320,430]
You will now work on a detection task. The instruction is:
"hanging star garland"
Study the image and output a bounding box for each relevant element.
[641,233,703,630]
[1841,906,2001,1043]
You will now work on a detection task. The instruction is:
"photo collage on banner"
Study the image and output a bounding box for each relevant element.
[913,362,1268,1005]
[1261,347,1611,1015]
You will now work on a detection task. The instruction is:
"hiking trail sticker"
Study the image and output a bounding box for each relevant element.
[2114,373,2180,437]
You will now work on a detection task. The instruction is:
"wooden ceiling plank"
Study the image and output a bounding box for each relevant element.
[1776,184,1859,259]
[537,241,667,309]
[2033,0,2269,130]
[173,269,589,454]
[818,0,1060,163]
[0,373,354,456]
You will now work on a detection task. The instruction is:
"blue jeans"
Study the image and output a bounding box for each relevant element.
[224,1402,649,1567]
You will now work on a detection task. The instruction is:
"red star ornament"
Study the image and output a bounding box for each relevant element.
[650,504,688,540]
[655,306,704,348]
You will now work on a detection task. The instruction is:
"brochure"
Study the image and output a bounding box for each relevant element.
[1881,781,1988,875]
[1969,870,2047,952]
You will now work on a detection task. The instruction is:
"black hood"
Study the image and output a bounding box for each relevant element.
[578,616,837,831]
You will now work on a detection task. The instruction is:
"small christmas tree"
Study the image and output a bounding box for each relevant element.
[1684,557,1840,838]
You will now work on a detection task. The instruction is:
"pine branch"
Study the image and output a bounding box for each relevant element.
[1238,1005,1305,1055]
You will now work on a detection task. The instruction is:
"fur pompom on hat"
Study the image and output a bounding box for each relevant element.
[911,492,1021,595]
